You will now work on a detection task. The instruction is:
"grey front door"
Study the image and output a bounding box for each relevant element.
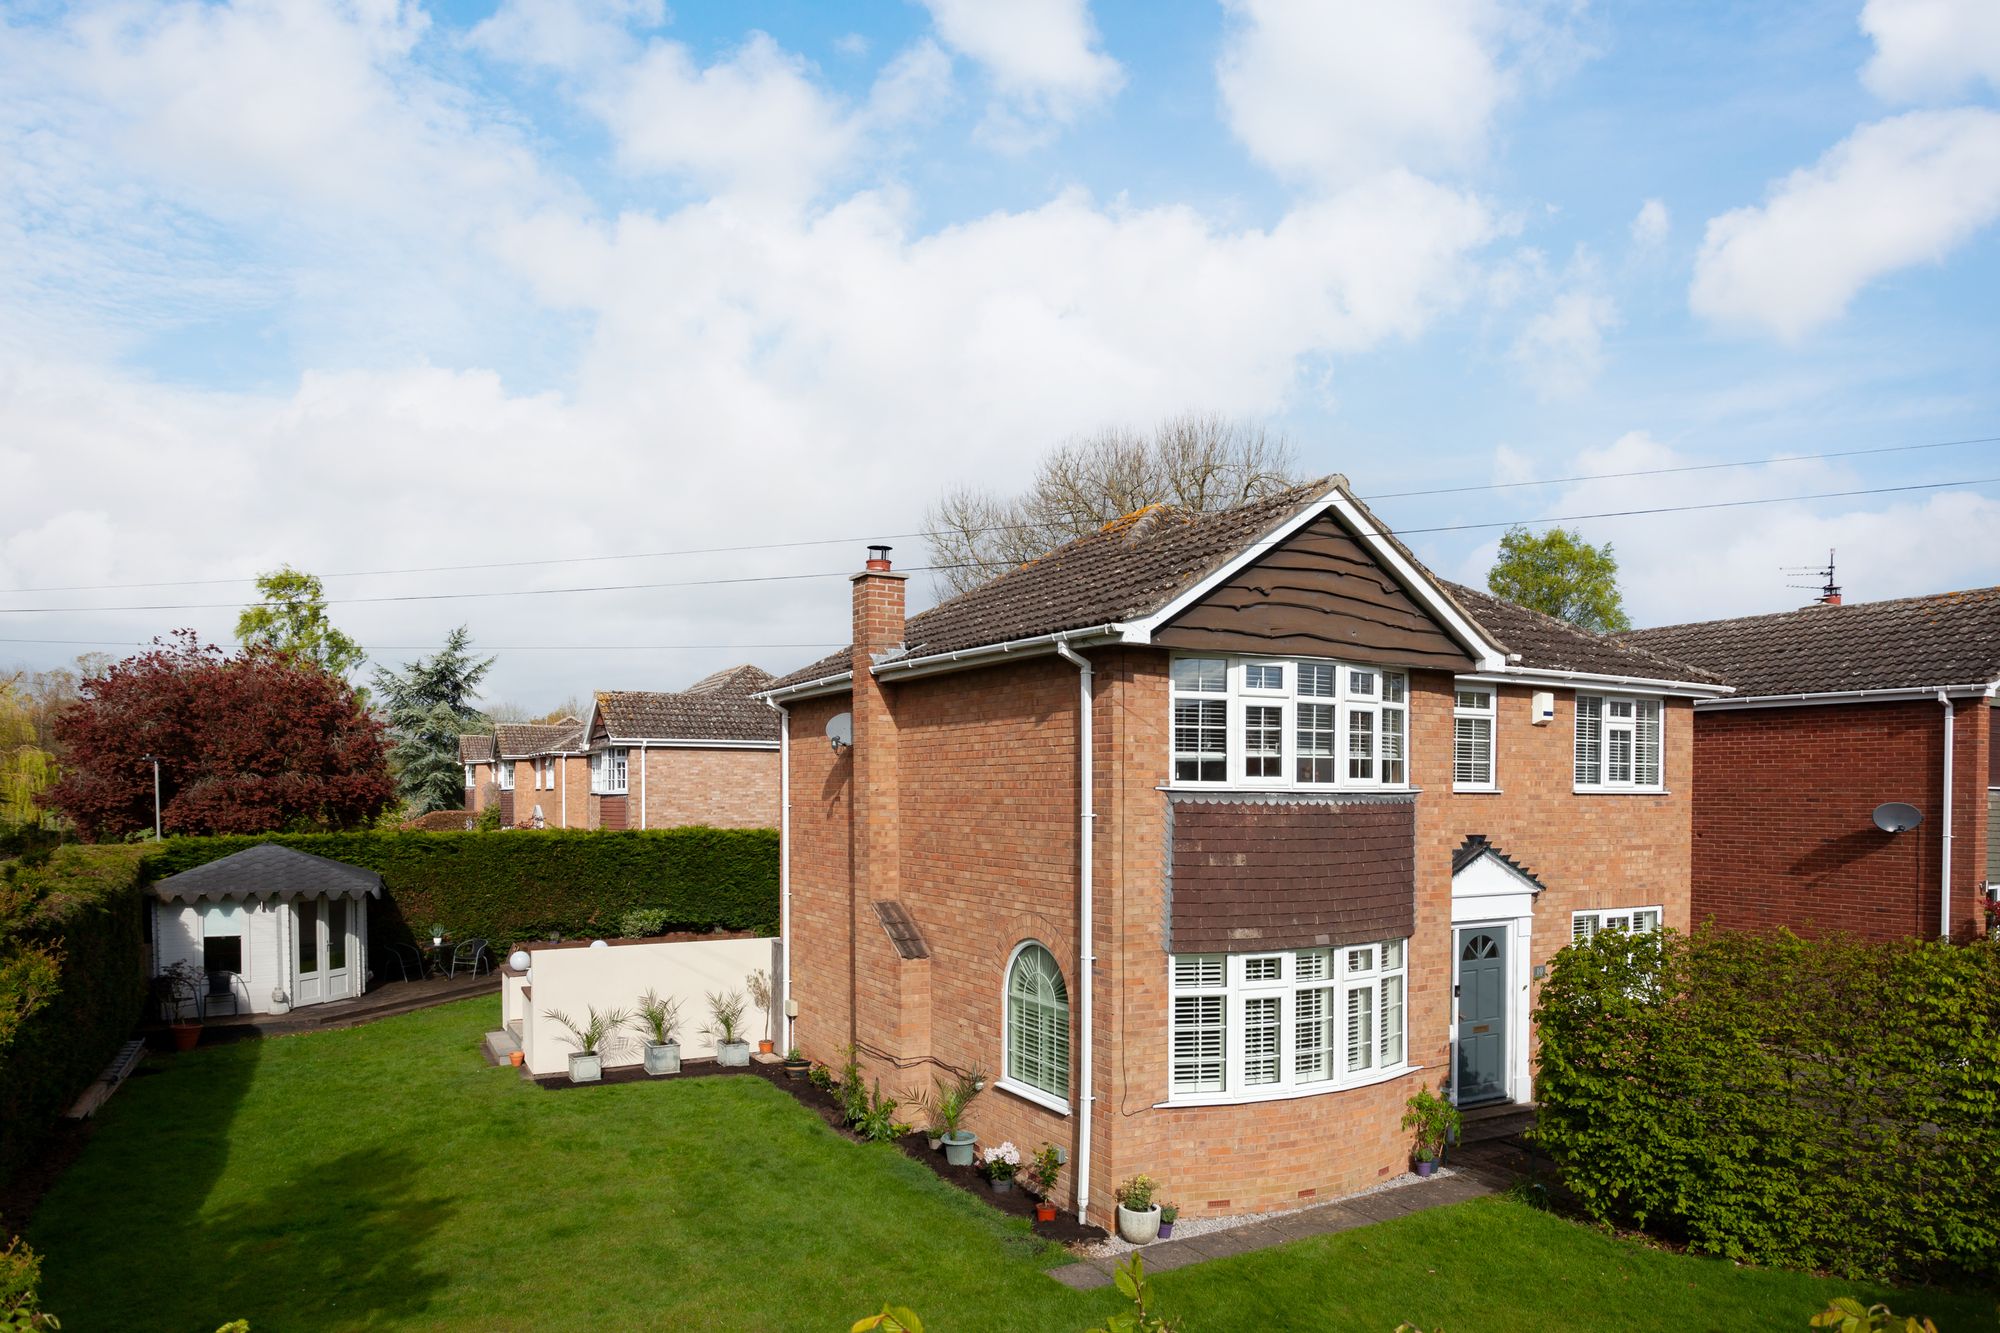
[1455,927,1508,1106]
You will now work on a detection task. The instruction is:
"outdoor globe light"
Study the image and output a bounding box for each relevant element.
[590,939,609,949]
[508,950,531,972]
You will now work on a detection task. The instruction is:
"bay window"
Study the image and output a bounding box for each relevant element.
[1574,694,1662,791]
[590,747,629,795]
[1170,655,1410,790]
[1167,942,1409,1100]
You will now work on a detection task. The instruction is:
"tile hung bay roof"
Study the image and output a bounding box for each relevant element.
[458,734,494,764]
[493,720,585,758]
[595,664,779,744]
[154,843,383,903]
[767,479,1718,692]
[1621,587,2000,698]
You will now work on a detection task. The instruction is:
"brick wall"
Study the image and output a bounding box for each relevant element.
[635,747,779,829]
[1688,698,1991,940]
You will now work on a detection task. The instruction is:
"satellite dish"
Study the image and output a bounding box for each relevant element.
[825,712,853,752]
[1872,802,1923,834]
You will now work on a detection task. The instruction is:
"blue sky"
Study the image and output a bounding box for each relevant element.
[1,0,1997,707]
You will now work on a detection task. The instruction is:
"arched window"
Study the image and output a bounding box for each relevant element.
[1004,942,1071,1108]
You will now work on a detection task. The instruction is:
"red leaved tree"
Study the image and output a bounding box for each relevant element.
[45,631,395,839]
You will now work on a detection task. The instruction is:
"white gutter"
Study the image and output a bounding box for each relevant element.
[1053,639,1096,1226]
[765,696,793,1053]
[602,737,779,750]
[1697,682,2000,711]
[876,625,1131,683]
[758,670,855,705]
[1940,691,1955,940]
[1455,667,1734,699]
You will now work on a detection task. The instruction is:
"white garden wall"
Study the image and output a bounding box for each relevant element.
[514,934,780,1077]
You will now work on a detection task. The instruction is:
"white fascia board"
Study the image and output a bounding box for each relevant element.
[603,736,779,750]
[1695,681,2000,711]
[872,624,1130,683]
[1455,668,1734,699]
[1124,486,1509,672]
[756,671,855,704]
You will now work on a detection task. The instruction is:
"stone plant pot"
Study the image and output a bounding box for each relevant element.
[716,1039,751,1067]
[644,1041,681,1076]
[941,1130,978,1167]
[927,1133,943,1152]
[1116,1203,1161,1245]
[989,1174,1014,1193]
[569,1052,603,1084]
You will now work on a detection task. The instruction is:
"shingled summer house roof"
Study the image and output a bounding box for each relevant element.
[1621,587,2000,698]
[766,480,1717,693]
[493,719,585,758]
[593,665,780,744]
[153,843,383,903]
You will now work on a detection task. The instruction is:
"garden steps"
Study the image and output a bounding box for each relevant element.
[481,1028,523,1067]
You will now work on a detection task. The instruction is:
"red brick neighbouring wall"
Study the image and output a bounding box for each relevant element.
[1689,699,1991,940]
[636,748,779,829]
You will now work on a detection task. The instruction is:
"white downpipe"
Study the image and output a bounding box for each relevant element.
[639,741,648,829]
[766,696,793,1052]
[1939,691,1955,939]
[1054,640,1095,1225]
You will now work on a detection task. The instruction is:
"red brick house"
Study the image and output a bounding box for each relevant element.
[461,734,501,821]
[759,478,1724,1226]
[492,719,587,828]
[580,666,781,830]
[1625,590,2000,941]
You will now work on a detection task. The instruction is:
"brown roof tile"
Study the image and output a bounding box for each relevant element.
[1444,583,1722,683]
[596,664,779,744]
[1621,587,2000,697]
[458,734,495,764]
[493,720,585,758]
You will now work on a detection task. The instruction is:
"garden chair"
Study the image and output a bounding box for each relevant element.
[449,938,493,978]
[200,969,244,1019]
[376,942,424,983]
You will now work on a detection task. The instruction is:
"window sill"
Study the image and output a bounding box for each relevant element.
[1452,785,1501,795]
[1572,787,1670,797]
[995,1077,1071,1116]
[1155,1061,1422,1109]
[1158,784,1421,797]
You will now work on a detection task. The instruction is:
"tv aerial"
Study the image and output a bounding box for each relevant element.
[1782,549,1840,605]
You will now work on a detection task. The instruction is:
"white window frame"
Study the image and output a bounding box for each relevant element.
[1452,683,1497,791]
[1570,906,1664,942]
[464,764,476,789]
[1168,655,1411,794]
[999,941,1072,1114]
[496,762,514,792]
[590,748,629,796]
[1164,942,1411,1106]
[1573,693,1664,793]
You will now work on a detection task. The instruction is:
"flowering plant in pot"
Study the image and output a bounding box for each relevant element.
[629,990,683,1076]
[544,1005,630,1083]
[702,989,751,1066]
[1028,1143,1062,1222]
[1157,1202,1179,1239]
[981,1141,1021,1192]
[782,1045,810,1079]
[1115,1173,1162,1244]
[153,961,206,1052]
[1401,1084,1460,1177]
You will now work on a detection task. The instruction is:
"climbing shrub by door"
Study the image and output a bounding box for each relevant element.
[1535,926,2000,1283]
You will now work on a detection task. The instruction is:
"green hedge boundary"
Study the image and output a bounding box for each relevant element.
[142,829,779,952]
[0,845,150,1188]
[1535,926,2000,1283]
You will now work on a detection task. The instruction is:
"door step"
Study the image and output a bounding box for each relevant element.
[482,1029,523,1067]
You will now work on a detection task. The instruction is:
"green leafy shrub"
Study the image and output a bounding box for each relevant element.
[1535,925,2000,1283]
[0,845,149,1186]
[143,828,777,950]
[619,907,670,938]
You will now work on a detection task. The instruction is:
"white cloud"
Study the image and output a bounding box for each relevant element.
[1453,432,2000,626]
[1511,284,1617,400]
[1218,0,1516,186]
[1630,198,1669,246]
[1690,108,2000,340]
[919,0,1122,133]
[1861,0,2000,102]
[466,0,664,75]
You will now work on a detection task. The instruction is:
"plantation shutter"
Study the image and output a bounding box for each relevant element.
[1574,696,1603,785]
[1573,912,1598,943]
[1006,945,1070,1099]
[1170,994,1225,1093]
[1243,995,1281,1085]
[1294,986,1333,1083]
[1344,982,1376,1073]
[1634,702,1662,786]
[1379,973,1404,1066]
[1454,716,1492,785]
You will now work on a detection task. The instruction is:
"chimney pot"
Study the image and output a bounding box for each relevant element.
[866,544,893,572]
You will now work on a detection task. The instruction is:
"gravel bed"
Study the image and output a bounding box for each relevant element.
[1077,1165,1462,1259]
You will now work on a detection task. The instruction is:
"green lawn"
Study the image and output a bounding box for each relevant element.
[25,997,1992,1332]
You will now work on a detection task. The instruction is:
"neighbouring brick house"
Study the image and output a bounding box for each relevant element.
[1624,589,2000,941]
[581,666,781,830]
[492,718,587,828]
[759,478,1724,1226]
[461,734,501,820]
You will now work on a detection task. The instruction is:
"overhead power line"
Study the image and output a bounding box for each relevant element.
[0,637,843,651]
[2,431,1993,595]
[3,475,1997,618]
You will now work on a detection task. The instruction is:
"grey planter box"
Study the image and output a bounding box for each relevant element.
[716,1040,751,1067]
[568,1052,603,1084]
[644,1042,681,1076]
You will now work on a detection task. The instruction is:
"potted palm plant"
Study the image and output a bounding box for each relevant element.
[1402,1084,1461,1177]
[931,1068,984,1167]
[704,989,751,1066]
[544,1005,630,1083]
[629,990,683,1076]
[1115,1173,1162,1244]
[154,960,205,1052]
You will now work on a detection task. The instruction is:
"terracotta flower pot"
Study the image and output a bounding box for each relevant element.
[509,1051,524,1067]
[757,1039,774,1054]
[170,1023,200,1053]
[1034,1202,1057,1223]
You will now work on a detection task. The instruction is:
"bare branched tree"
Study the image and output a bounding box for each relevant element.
[923,411,1301,597]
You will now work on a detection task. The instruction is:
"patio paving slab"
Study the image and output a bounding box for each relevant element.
[1048,1261,1114,1291]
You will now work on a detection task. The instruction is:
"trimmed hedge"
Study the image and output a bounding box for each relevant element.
[1535,926,2000,1283]
[0,845,150,1188]
[143,828,779,951]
